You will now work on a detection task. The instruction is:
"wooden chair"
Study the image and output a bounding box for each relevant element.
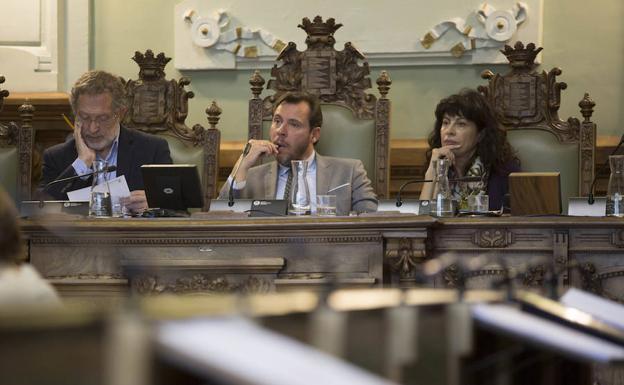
[122,50,222,210]
[479,42,596,209]
[0,75,35,203]
[248,16,392,198]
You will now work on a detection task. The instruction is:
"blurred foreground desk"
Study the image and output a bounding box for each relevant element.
[20,215,434,298]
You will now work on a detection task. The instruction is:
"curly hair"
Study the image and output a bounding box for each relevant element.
[426,89,517,173]
[70,70,126,114]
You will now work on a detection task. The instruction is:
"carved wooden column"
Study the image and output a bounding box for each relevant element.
[18,100,35,201]
[202,101,221,209]
[578,93,596,196]
[248,70,265,140]
[376,71,391,199]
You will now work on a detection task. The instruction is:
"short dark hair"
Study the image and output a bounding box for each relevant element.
[0,188,22,264]
[273,92,323,129]
[427,88,516,172]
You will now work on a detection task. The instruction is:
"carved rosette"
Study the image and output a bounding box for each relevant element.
[132,275,272,295]
[579,263,602,295]
[472,229,513,248]
[385,238,426,282]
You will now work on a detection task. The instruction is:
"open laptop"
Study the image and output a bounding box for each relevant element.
[141,164,203,211]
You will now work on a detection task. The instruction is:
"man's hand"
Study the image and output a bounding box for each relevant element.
[234,140,278,182]
[121,190,148,213]
[74,121,96,167]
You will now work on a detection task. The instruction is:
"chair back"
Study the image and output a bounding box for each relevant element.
[479,42,596,211]
[122,50,222,210]
[0,76,34,203]
[248,16,392,198]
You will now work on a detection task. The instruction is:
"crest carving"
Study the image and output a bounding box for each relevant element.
[478,42,583,143]
[262,16,378,120]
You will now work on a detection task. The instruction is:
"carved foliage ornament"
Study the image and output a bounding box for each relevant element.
[385,238,426,281]
[132,274,272,295]
[472,229,513,248]
[263,16,378,120]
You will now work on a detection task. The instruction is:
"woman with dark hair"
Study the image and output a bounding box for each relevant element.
[420,89,520,211]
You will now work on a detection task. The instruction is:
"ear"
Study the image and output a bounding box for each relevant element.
[311,126,321,144]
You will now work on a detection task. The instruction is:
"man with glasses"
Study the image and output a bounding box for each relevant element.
[39,70,172,212]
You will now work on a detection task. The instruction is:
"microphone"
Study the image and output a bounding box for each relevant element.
[588,133,624,204]
[395,175,483,207]
[228,142,252,207]
[44,165,118,189]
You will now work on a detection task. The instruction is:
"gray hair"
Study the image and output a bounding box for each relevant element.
[70,70,126,113]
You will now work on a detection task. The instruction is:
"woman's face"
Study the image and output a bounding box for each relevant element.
[440,113,480,159]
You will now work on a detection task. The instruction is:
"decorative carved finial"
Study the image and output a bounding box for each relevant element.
[132,49,172,80]
[298,16,343,49]
[480,69,495,80]
[249,70,265,98]
[206,101,222,129]
[0,75,9,112]
[500,41,543,69]
[17,99,35,125]
[579,93,596,122]
[376,71,392,98]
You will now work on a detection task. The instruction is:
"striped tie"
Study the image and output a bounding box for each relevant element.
[283,169,293,200]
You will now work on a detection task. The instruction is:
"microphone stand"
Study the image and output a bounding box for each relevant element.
[40,165,118,208]
[588,133,624,204]
[228,143,252,207]
[395,176,483,207]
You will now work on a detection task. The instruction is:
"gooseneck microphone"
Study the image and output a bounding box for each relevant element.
[44,165,118,189]
[588,133,624,204]
[395,175,483,207]
[228,142,252,207]
[40,165,118,208]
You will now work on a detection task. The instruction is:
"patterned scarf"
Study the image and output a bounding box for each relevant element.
[449,156,489,210]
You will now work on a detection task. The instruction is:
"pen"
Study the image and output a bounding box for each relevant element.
[327,183,350,193]
[61,113,75,129]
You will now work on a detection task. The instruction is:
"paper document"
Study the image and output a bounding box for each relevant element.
[67,175,131,201]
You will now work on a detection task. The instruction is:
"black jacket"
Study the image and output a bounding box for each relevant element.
[39,127,172,200]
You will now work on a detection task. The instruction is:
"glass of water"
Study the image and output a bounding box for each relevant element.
[316,195,337,216]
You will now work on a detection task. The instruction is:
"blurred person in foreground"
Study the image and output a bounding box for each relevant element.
[0,188,60,307]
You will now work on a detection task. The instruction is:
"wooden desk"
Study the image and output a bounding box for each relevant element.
[20,215,624,301]
[20,215,433,298]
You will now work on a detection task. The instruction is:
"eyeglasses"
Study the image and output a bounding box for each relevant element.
[77,113,117,128]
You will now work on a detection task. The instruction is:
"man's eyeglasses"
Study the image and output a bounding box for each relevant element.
[77,113,117,128]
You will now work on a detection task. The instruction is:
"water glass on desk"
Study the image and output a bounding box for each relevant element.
[316,195,337,216]
[468,194,489,213]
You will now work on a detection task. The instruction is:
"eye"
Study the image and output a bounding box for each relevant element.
[273,116,282,124]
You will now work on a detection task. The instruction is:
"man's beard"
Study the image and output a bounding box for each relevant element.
[276,142,310,167]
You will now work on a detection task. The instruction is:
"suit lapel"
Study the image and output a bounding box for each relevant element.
[316,154,331,195]
[265,161,278,199]
[116,127,132,179]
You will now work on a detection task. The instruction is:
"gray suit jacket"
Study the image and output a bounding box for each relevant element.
[219,154,378,215]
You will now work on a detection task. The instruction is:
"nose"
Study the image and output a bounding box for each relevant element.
[83,119,100,134]
[443,122,456,136]
[275,121,287,135]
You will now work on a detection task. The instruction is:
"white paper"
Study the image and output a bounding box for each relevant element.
[472,303,624,363]
[157,317,397,385]
[67,175,131,202]
[561,288,624,331]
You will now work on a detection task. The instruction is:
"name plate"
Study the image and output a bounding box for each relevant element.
[567,197,607,217]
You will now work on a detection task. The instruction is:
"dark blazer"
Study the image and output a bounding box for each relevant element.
[39,126,172,200]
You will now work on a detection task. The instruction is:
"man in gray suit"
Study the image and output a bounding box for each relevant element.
[219,92,377,215]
